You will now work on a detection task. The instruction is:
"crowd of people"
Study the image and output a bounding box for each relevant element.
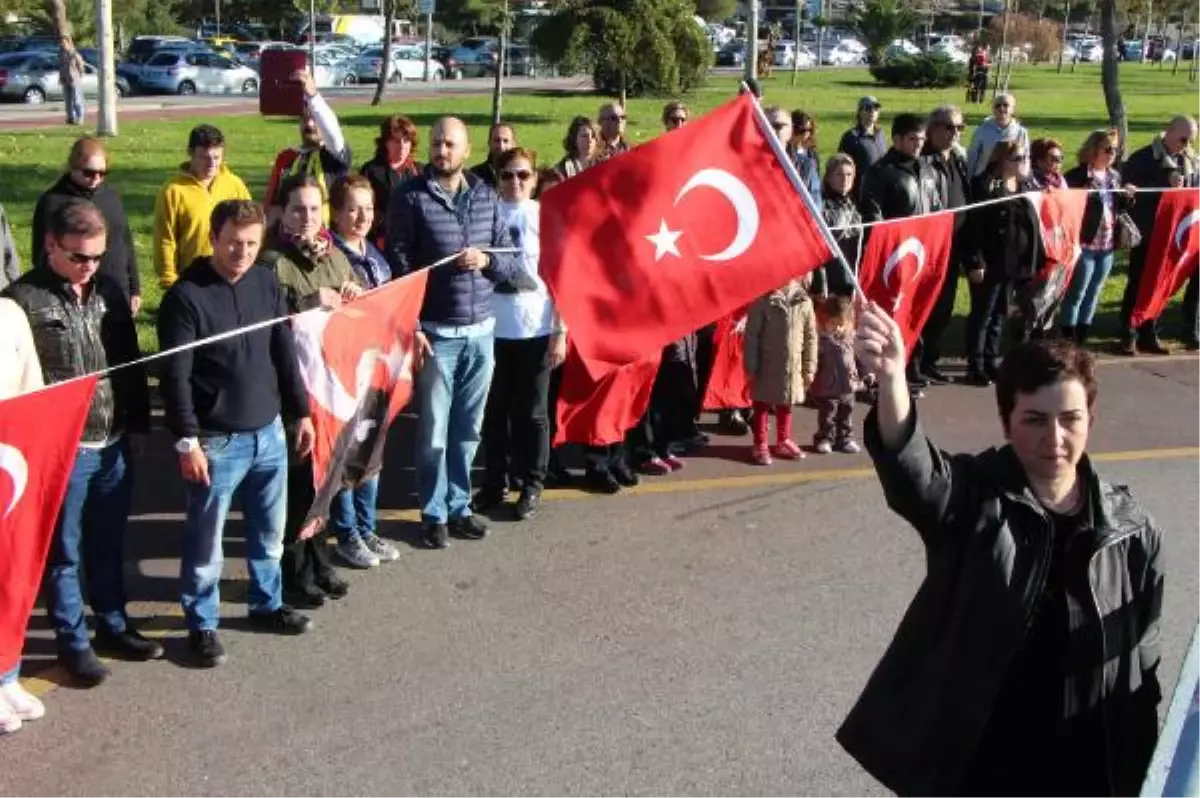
[0,70,1194,748]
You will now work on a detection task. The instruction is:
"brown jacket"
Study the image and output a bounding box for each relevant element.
[811,329,860,399]
[744,280,817,406]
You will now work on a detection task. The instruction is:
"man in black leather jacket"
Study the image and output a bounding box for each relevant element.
[4,198,156,687]
[858,113,942,223]
[842,306,1164,798]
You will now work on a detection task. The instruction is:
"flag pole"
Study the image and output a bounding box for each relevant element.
[741,83,865,301]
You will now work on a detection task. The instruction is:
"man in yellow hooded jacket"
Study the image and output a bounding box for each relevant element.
[152,125,252,288]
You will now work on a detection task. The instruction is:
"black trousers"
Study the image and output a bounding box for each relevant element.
[483,336,552,492]
[966,274,1009,373]
[915,267,960,372]
[281,459,335,593]
[814,395,855,445]
[1120,243,1156,340]
[584,443,625,473]
[628,359,700,462]
[693,323,717,419]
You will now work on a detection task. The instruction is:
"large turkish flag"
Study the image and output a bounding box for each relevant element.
[857,214,955,352]
[0,376,97,674]
[540,93,833,377]
[1131,189,1200,328]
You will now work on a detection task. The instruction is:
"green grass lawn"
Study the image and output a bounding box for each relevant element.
[1,62,1197,353]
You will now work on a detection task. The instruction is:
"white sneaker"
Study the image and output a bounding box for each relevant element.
[362,533,400,563]
[1,681,44,721]
[0,701,22,734]
[336,537,380,569]
[815,440,833,454]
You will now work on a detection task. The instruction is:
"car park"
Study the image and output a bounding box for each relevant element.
[716,41,747,67]
[0,50,127,103]
[823,41,867,65]
[76,47,134,96]
[137,50,259,95]
[448,42,498,77]
[353,45,443,83]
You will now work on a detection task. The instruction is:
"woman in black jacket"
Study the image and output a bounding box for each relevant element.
[32,136,140,312]
[1059,129,1138,346]
[813,153,862,298]
[358,114,422,248]
[961,139,1042,386]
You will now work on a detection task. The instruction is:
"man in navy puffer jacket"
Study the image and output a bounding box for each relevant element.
[387,116,518,550]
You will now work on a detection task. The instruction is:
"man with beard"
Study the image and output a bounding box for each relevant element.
[262,69,351,227]
[386,117,519,550]
[468,123,517,187]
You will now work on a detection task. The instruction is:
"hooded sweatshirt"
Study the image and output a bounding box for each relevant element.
[965,117,1030,178]
[152,162,252,288]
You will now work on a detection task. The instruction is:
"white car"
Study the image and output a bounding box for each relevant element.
[773,41,815,68]
[931,42,969,64]
[823,42,866,65]
[885,38,921,59]
[353,45,443,83]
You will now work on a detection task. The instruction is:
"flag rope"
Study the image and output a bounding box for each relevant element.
[21,247,519,398]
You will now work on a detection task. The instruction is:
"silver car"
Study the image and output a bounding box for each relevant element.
[0,51,127,104]
[137,50,259,95]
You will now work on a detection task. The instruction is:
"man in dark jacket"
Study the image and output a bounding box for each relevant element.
[1118,115,1199,353]
[844,304,1164,797]
[32,136,141,312]
[158,199,315,668]
[913,105,971,385]
[386,116,518,550]
[859,112,942,223]
[5,198,157,686]
[468,123,516,187]
[837,96,887,195]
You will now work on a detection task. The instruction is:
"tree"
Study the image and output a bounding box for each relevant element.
[1099,0,1127,151]
[694,0,736,22]
[371,0,396,106]
[852,0,920,63]
[435,0,504,34]
[532,0,710,105]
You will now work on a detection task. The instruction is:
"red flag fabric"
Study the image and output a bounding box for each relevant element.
[555,345,660,446]
[1031,188,1088,287]
[540,93,834,377]
[1131,189,1200,328]
[857,214,955,351]
[0,375,97,674]
[702,310,751,411]
[292,271,428,524]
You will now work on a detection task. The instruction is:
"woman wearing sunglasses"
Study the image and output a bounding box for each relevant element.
[965,91,1030,178]
[1060,129,1138,347]
[31,136,141,314]
[474,148,566,521]
[1029,137,1066,189]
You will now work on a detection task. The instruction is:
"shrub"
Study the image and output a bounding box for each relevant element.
[869,53,964,88]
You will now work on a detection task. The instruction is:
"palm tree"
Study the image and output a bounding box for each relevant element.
[853,0,921,62]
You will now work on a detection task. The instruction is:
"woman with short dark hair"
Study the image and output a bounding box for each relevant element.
[555,116,598,180]
[844,312,1164,798]
[359,114,422,246]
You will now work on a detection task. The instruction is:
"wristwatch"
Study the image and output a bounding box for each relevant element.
[174,437,200,455]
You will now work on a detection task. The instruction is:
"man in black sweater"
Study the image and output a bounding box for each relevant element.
[157,199,314,668]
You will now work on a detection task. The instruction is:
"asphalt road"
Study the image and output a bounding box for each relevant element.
[0,355,1197,795]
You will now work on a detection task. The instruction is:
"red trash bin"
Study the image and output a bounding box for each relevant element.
[259,49,308,117]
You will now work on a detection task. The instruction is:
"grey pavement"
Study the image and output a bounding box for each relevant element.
[0,356,1196,795]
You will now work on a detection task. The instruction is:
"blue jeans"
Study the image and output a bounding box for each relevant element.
[181,417,287,632]
[46,440,132,653]
[1061,248,1115,326]
[331,475,379,545]
[414,331,495,524]
[66,83,84,124]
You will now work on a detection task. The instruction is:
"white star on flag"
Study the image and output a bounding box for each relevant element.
[645,220,683,261]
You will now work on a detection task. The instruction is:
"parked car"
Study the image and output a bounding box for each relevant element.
[716,41,747,66]
[0,50,128,103]
[497,43,536,76]
[352,45,444,83]
[76,48,134,96]
[448,42,498,77]
[1182,39,1198,60]
[137,50,259,95]
[432,45,461,78]
[884,38,922,59]
[312,52,355,88]
[823,41,867,65]
[930,41,969,64]
[126,35,193,63]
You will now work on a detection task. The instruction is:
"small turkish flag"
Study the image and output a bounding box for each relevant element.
[0,375,97,675]
[702,310,752,411]
[555,345,659,446]
[1131,189,1200,328]
[540,93,833,377]
[292,271,428,528]
[857,214,954,351]
[1023,188,1088,324]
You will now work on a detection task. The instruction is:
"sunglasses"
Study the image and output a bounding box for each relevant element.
[604,114,626,122]
[500,170,533,182]
[770,122,789,132]
[77,167,107,179]
[1048,154,1064,163]
[667,116,687,125]
[943,122,966,131]
[994,103,1010,109]
[64,250,105,265]
[797,127,814,134]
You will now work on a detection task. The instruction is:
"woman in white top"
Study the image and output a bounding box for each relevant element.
[474,148,566,521]
[0,297,46,735]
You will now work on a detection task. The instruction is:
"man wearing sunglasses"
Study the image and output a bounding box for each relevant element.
[662,101,688,131]
[965,92,1029,178]
[4,198,155,686]
[32,136,141,315]
[469,123,517,187]
[595,102,630,163]
[1118,114,1200,353]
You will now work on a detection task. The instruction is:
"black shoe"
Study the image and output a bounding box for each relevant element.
[961,370,993,387]
[1137,337,1171,355]
[94,625,165,661]
[247,605,312,635]
[514,488,541,521]
[584,469,621,495]
[922,367,951,385]
[421,521,450,549]
[60,647,110,687]
[1060,325,1076,342]
[449,514,489,540]
[188,630,227,668]
[470,487,508,513]
[545,461,573,488]
[610,462,640,488]
[718,410,750,436]
[315,573,349,600]
[283,585,326,610]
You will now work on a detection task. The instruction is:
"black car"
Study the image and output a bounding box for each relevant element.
[716,41,746,66]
